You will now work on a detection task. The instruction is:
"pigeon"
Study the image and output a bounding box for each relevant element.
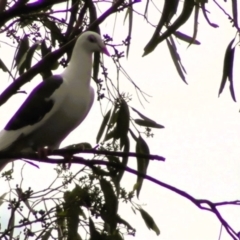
[0,31,110,172]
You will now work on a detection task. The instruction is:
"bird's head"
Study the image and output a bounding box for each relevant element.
[76,31,110,56]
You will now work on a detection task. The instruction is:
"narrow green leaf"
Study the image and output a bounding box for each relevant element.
[116,214,135,231]
[143,0,194,56]
[201,2,219,28]
[129,128,138,141]
[143,0,180,56]
[100,179,118,216]
[135,135,150,198]
[15,36,29,74]
[100,179,118,231]
[96,109,111,143]
[174,31,200,45]
[166,38,187,84]
[104,127,118,142]
[116,100,130,149]
[44,19,64,46]
[139,208,160,236]
[41,40,58,70]
[25,43,39,71]
[219,39,236,101]
[0,59,8,72]
[116,136,129,186]
[132,107,157,122]
[89,218,101,240]
[228,46,236,102]
[104,105,119,139]
[0,192,7,206]
[135,119,164,129]
[41,40,50,56]
[188,4,200,48]
[40,40,52,78]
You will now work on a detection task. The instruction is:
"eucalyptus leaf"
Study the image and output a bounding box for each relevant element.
[135,119,164,129]
[96,109,111,143]
[139,208,160,235]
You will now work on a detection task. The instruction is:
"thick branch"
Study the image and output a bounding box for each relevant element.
[0,0,66,27]
[0,149,165,161]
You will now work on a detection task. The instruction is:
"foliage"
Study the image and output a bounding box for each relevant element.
[0,0,239,240]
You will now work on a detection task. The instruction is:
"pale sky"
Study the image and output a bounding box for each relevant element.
[0,1,240,240]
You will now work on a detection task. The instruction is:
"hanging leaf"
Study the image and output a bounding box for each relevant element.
[218,39,236,102]
[104,105,119,140]
[143,0,180,56]
[188,4,200,48]
[174,31,200,45]
[0,59,8,72]
[43,19,64,46]
[135,119,164,129]
[139,208,160,235]
[24,42,40,71]
[117,137,130,185]
[96,109,111,143]
[132,107,159,122]
[41,40,52,79]
[100,179,118,231]
[89,218,102,240]
[166,38,187,84]
[143,0,194,56]
[14,35,29,74]
[200,2,219,28]
[115,99,130,148]
[104,127,118,142]
[116,214,135,231]
[0,192,7,206]
[63,185,85,240]
[135,135,150,198]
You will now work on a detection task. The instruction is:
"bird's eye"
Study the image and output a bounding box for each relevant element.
[88,35,96,43]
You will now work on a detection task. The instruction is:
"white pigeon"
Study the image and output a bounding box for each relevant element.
[0,31,110,172]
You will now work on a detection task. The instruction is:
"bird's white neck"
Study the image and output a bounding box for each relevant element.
[62,49,93,87]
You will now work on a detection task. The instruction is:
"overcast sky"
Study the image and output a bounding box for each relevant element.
[0,1,240,240]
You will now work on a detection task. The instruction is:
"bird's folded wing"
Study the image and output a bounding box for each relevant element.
[0,75,64,151]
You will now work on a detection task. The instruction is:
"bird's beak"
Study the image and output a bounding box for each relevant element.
[102,46,110,56]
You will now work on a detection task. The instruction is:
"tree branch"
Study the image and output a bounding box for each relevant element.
[0,149,165,161]
[0,0,126,106]
[0,0,67,27]
[4,154,236,240]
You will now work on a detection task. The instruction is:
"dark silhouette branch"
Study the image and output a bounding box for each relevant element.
[0,0,66,27]
[0,149,165,161]
[2,154,237,239]
[0,0,126,106]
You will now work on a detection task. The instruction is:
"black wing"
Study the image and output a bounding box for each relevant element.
[5,75,63,131]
